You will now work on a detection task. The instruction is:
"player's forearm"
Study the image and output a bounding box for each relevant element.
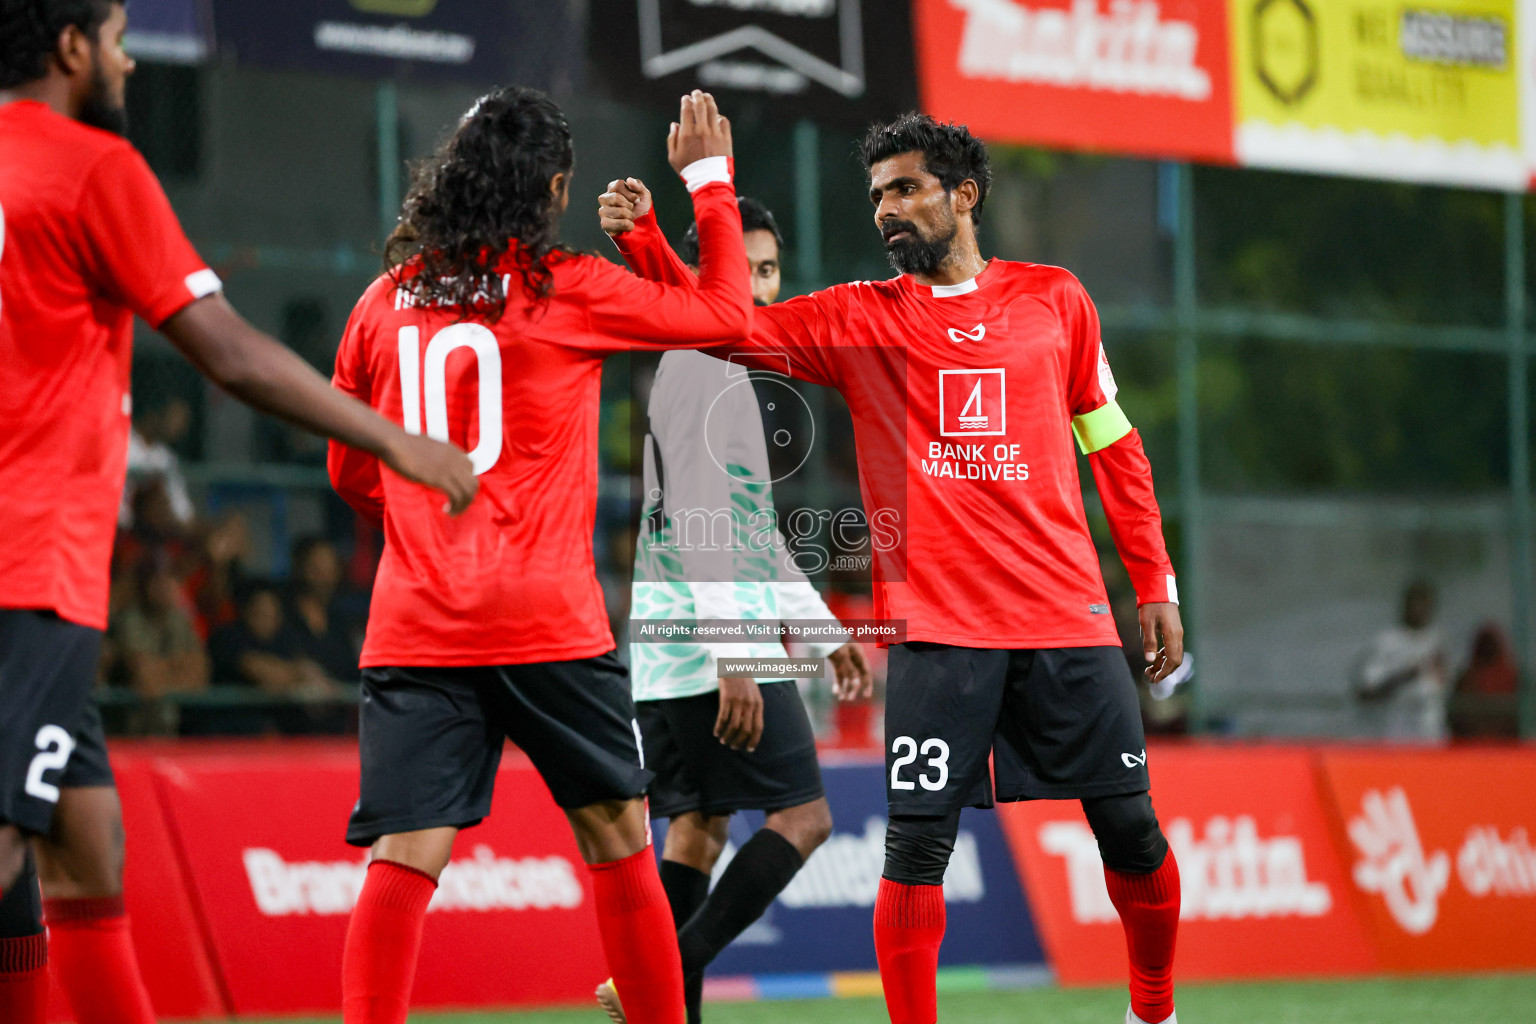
[680,178,752,340]
[612,210,696,287]
[162,296,406,460]
[1089,429,1178,605]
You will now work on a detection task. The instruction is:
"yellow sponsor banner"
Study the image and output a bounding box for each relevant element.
[1231,0,1524,189]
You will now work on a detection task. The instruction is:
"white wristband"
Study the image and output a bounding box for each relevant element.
[679,156,731,193]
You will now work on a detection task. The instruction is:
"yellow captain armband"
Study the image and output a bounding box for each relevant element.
[1071,400,1133,454]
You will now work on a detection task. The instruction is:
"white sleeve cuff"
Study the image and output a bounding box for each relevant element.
[680,156,731,193]
[184,268,222,299]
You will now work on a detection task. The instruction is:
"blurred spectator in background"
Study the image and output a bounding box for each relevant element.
[186,513,252,638]
[287,536,362,684]
[1353,580,1447,742]
[203,582,343,735]
[1449,623,1520,740]
[121,397,195,529]
[109,554,209,734]
[209,582,329,694]
[124,477,194,559]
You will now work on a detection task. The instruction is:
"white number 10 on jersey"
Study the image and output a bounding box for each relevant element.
[397,324,502,474]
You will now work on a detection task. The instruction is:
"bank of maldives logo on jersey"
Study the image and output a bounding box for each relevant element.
[939,369,1006,436]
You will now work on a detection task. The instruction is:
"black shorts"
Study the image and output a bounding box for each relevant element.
[347,652,652,847]
[884,643,1149,817]
[0,609,114,835]
[638,680,825,820]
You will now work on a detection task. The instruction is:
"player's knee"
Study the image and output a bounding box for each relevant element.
[767,799,833,857]
[663,813,728,872]
[0,847,43,938]
[1082,792,1168,875]
[882,811,961,887]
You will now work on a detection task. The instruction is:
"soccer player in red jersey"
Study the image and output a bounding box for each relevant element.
[326,88,751,1024]
[0,3,478,1022]
[603,114,1186,1024]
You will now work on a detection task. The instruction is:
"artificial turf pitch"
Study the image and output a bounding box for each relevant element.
[247,972,1536,1023]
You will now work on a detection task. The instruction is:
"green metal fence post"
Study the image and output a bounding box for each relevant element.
[376,80,401,243]
[1507,193,1535,741]
[793,119,823,292]
[1174,163,1206,730]
[792,119,835,536]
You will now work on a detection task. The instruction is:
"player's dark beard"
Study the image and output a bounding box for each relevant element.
[78,63,128,137]
[882,216,957,277]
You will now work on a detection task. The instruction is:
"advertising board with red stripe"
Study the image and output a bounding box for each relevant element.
[997,745,1378,983]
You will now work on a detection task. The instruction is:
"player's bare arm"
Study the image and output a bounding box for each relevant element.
[160,295,478,515]
[1139,602,1184,684]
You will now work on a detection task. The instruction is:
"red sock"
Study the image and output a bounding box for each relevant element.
[587,848,684,1024]
[342,860,437,1024]
[0,932,48,1024]
[1104,851,1181,1024]
[43,896,155,1024]
[873,879,946,1024]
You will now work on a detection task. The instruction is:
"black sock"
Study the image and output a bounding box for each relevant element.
[660,858,712,1024]
[659,858,711,928]
[0,847,42,938]
[677,829,804,977]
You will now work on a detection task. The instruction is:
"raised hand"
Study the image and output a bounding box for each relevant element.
[598,177,653,237]
[667,90,733,173]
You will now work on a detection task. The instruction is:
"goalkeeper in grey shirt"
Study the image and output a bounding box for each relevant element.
[601,196,872,1024]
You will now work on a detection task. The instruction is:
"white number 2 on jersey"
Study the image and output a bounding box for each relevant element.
[397,323,502,474]
[25,725,75,804]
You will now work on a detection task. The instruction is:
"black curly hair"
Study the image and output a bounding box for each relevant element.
[678,196,783,266]
[0,0,116,89]
[385,86,576,321]
[859,112,992,226]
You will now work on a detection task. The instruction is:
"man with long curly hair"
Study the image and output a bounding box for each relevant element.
[326,87,752,1024]
[0,3,477,1022]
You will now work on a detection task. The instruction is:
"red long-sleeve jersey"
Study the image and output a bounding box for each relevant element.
[0,101,218,629]
[614,210,1175,648]
[329,176,750,667]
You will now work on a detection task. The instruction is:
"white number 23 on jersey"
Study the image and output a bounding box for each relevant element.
[397,324,502,475]
[890,735,950,792]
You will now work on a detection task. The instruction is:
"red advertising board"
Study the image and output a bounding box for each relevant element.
[1314,748,1536,973]
[150,743,608,1016]
[46,750,225,1023]
[913,0,1234,164]
[997,745,1377,984]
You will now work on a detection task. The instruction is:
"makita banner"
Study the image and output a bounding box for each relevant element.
[998,745,1378,983]
[913,0,1235,164]
[1315,748,1536,972]
[667,756,1046,976]
[588,0,918,126]
[151,744,608,1016]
